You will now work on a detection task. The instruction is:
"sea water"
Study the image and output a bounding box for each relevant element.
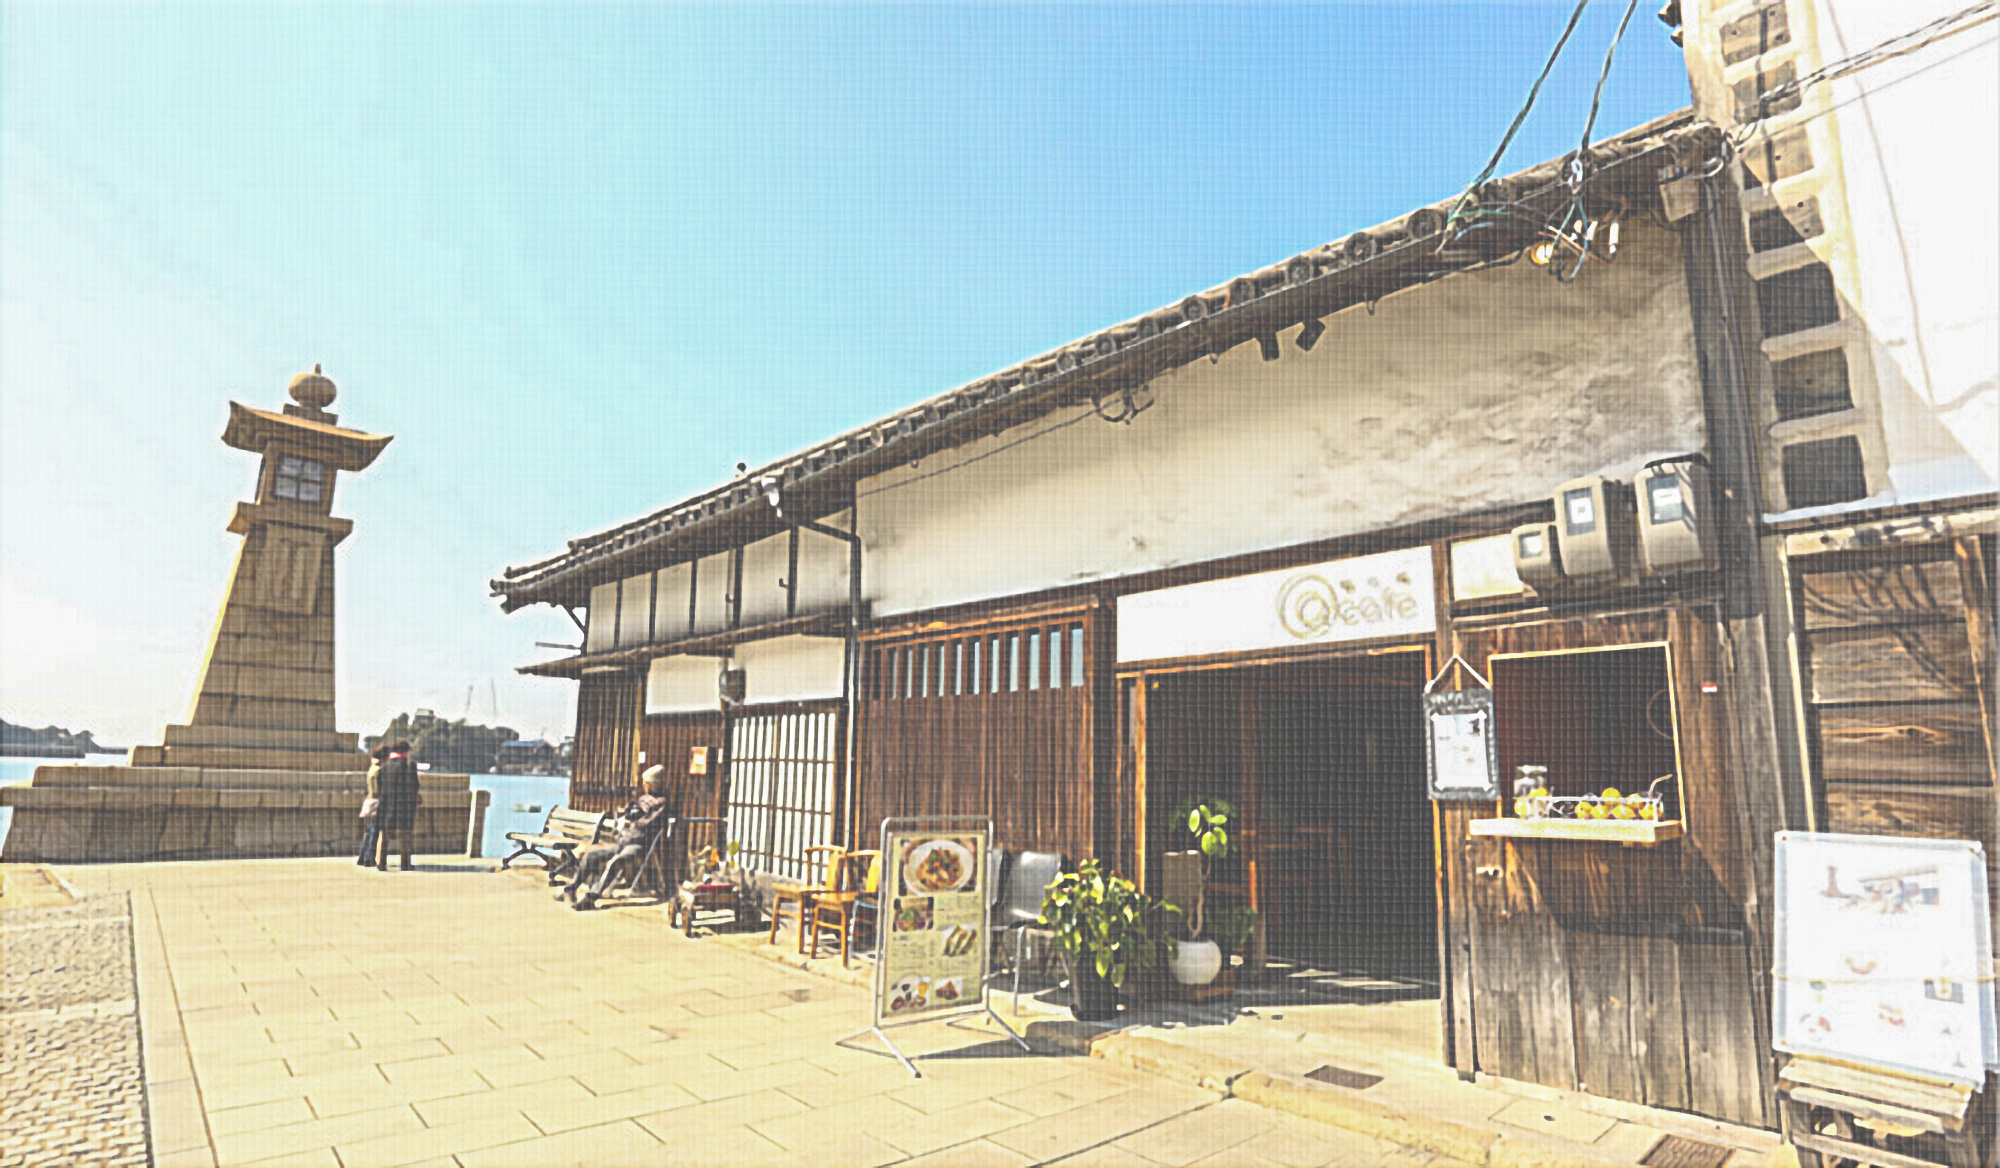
[0,757,571,861]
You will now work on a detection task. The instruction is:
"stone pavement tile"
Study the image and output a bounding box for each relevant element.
[987,1079,1219,1162]
[679,1056,843,1103]
[210,1103,423,1165]
[777,1060,927,1109]
[455,1118,667,1168]
[155,1148,221,1168]
[895,1137,1036,1168]
[994,1070,1141,1117]
[232,1147,339,1168]
[1112,1098,1273,1166]
[1058,1144,1169,1168]
[601,1120,798,1168]
[332,1111,544,1167]
[883,1060,1081,1116]
[1593,1121,1673,1163]
[521,1082,702,1134]
[472,1048,627,1090]
[194,1056,296,1094]
[207,1095,317,1137]
[632,1087,810,1137]
[412,1075,596,1129]
[1491,1096,1619,1145]
[375,1054,495,1097]
[708,1030,837,1070]
[873,1098,1036,1157]
[1228,1115,1367,1168]
[680,990,805,1018]
[287,1036,450,1076]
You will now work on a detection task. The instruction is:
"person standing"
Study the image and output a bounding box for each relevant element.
[355,744,389,866]
[374,739,421,871]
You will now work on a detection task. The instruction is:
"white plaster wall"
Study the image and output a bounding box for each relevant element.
[616,574,653,648]
[691,550,733,636]
[646,654,720,715]
[791,509,855,616]
[653,562,691,640]
[857,224,1704,617]
[733,635,845,705]
[584,581,618,653]
[1817,0,1999,496]
[739,533,793,627]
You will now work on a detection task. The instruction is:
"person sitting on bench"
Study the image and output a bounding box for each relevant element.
[559,765,676,911]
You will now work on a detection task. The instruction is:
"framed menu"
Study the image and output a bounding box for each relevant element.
[1773,831,1997,1085]
[875,822,989,1023]
[1425,688,1500,801]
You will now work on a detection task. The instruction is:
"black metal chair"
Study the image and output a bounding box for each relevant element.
[990,849,1065,1011]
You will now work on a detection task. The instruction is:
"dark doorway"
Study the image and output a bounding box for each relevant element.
[1144,649,1437,984]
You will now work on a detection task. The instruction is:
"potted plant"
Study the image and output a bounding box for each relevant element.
[1039,859,1160,1021]
[1165,799,1235,986]
[1207,904,1259,981]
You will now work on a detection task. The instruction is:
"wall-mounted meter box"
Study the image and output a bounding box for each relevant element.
[1553,476,1635,579]
[1636,457,1717,574]
[1511,522,1564,592]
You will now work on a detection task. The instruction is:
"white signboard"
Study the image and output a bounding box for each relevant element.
[1425,689,1499,800]
[1118,546,1435,663]
[1773,832,1997,1085]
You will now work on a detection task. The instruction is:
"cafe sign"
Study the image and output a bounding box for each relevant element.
[1117,546,1435,663]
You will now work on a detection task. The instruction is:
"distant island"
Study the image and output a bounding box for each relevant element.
[366,709,569,776]
[1,718,125,759]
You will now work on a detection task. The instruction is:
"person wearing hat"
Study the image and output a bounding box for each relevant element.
[560,764,676,910]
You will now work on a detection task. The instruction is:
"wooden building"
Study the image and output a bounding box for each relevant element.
[494,81,1996,1132]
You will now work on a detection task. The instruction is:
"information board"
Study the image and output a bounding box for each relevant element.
[1773,831,1997,1085]
[1424,688,1500,801]
[874,821,990,1023]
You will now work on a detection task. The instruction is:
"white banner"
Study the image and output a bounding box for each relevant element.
[1117,545,1435,663]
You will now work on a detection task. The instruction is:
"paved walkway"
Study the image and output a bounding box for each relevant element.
[46,858,1469,1168]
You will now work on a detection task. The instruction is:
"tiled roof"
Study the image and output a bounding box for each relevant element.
[495,111,1713,612]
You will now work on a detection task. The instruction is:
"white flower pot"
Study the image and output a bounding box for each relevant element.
[1168,938,1223,986]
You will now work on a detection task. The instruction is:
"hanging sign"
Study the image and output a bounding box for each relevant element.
[689,746,708,775]
[1773,832,1997,1085]
[1117,546,1435,663]
[1425,688,1500,801]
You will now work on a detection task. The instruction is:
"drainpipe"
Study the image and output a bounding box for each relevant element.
[766,484,864,849]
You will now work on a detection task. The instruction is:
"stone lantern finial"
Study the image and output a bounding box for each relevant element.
[288,364,338,411]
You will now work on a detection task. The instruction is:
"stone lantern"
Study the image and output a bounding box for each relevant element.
[130,367,392,771]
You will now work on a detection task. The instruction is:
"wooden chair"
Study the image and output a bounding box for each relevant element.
[808,849,880,967]
[767,845,844,952]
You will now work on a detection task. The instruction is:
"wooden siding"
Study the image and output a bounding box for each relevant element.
[635,712,728,821]
[858,611,1097,863]
[1442,604,1771,1127]
[571,671,643,813]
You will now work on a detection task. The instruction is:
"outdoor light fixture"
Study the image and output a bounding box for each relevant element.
[1257,334,1281,362]
[1295,317,1326,352]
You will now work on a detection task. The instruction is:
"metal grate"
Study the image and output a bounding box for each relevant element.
[1304,1065,1384,1091]
[1639,1134,1736,1168]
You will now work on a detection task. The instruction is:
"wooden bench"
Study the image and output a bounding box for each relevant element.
[499,807,608,884]
[1779,1054,1993,1168]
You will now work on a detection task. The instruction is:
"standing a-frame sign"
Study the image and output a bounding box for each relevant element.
[838,816,1031,1076]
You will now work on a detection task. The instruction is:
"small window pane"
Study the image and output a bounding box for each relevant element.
[1028,632,1041,690]
[968,639,981,694]
[991,635,1003,692]
[1047,627,1063,689]
[1009,634,1021,692]
[1071,626,1086,686]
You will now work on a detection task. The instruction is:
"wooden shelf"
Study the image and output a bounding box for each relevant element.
[1467,817,1684,846]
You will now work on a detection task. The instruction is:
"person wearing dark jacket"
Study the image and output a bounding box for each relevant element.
[561,765,675,910]
[373,740,421,871]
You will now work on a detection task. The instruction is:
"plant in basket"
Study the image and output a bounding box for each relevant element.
[1038,859,1161,1021]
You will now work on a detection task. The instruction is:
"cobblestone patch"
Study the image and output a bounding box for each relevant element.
[0,896,151,1168]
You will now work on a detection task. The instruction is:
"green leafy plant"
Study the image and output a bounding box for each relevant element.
[1170,798,1237,940]
[1038,859,1161,989]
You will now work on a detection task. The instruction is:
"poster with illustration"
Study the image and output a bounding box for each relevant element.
[874,820,989,1024]
[1773,832,1996,1085]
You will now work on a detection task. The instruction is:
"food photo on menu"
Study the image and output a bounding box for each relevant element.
[901,836,978,894]
[893,896,934,932]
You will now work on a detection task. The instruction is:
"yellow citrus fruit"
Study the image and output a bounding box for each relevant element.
[1513,798,1529,818]
[1611,801,1636,820]
[1601,787,1623,801]
[1638,802,1660,820]
[1530,787,1549,799]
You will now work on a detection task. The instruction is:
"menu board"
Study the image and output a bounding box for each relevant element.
[874,821,991,1025]
[1424,688,1500,801]
[1773,831,1997,1085]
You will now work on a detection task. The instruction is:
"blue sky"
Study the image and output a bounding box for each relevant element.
[1,3,1694,748]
